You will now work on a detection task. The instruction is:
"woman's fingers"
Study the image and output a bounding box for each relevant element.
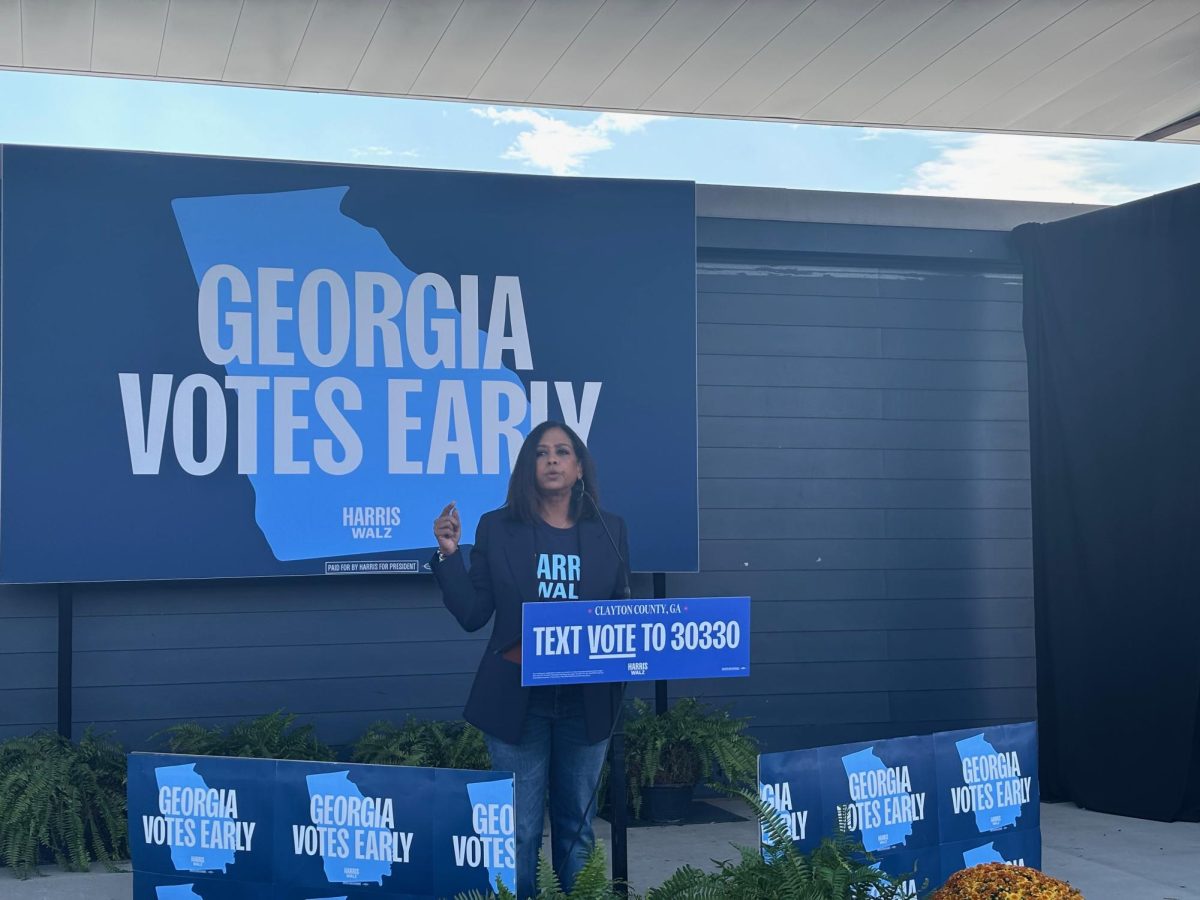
[433,501,460,553]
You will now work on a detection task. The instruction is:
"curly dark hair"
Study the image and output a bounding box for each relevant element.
[504,420,600,523]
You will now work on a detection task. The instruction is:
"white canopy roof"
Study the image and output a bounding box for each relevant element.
[3,0,1199,142]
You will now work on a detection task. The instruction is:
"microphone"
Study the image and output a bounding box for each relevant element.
[578,478,631,600]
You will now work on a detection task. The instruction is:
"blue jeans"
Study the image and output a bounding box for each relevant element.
[485,685,609,900]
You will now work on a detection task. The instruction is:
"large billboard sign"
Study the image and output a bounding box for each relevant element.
[0,146,697,582]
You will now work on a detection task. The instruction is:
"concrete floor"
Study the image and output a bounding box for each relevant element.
[0,802,1195,898]
[1037,802,1199,900]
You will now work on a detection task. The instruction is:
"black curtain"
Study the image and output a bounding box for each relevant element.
[1014,186,1200,822]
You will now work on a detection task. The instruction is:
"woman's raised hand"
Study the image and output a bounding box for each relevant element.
[433,502,461,556]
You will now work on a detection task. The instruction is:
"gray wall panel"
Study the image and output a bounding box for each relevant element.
[697,265,1022,302]
[699,355,1028,391]
[700,417,1031,451]
[700,509,886,541]
[891,689,1037,721]
[74,584,441,615]
[704,508,1030,541]
[74,641,481,686]
[884,569,1033,599]
[73,607,488,652]
[698,292,1023,331]
[680,657,1035,697]
[882,449,1030,479]
[84,706,473,750]
[700,447,884,479]
[0,688,56,729]
[883,391,1030,421]
[696,220,1013,262]
[0,650,56,688]
[0,588,57,736]
[875,271,1022,302]
[740,598,1034,632]
[884,509,1032,540]
[701,478,1031,510]
[669,570,888,601]
[695,692,893,728]
[700,538,1032,571]
[699,322,883,356]
[1,616,58,649]
[883,328,1026,361]
[753,630,889,663]
[888,628,1035,660]
[752,717,1024,754]
[74,674,478,723]
[667,569,1032,601]
[700,385,883,419]
[698,268,886,298]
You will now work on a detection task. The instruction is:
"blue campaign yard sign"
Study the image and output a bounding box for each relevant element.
[757,722,1039,895]
[933,722,1039,844]
[757,747,823,854]
[272,762,437,895]
[134,876,264,899]
[128,753,274,887]
[869,846,940,899]
[817,735,940,855]
[0,145,697,583]
[939,828,1043,884]
[128,753,515,899]
[520,596,750,687]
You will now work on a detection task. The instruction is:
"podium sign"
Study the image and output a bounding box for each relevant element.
[521,596,750,687]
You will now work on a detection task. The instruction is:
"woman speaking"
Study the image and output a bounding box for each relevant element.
[431,420,630,899]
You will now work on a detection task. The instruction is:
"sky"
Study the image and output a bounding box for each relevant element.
[2,68,1200,205]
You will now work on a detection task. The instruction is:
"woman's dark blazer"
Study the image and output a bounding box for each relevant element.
[431,506,630,745]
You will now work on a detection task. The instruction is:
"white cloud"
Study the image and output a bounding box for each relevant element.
[472,106,663,175]
[349,146,418,159]
[900,133,1142,204]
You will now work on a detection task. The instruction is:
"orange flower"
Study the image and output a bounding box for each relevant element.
[931,863,1084,899]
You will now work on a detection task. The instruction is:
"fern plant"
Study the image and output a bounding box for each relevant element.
[157,710,335,761]
[352,717,491,770]
[644,788,912,900]
[623,698,758,818]
[455,844,636,900]
[0,729,128,879]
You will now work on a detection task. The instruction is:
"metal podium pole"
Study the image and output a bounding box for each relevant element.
[610,572,668,895]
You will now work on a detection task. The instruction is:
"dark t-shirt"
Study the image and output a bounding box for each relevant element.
[531,520,584,704]
[533,521,582,601]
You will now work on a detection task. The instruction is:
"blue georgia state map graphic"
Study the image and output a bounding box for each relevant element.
[840,747,917,852]
[172,187,520,561]
[154,764,237,874]
[465,777,516,895]
[155,887,346,900]
[304,770,396,887]
[955,733,1025,833]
